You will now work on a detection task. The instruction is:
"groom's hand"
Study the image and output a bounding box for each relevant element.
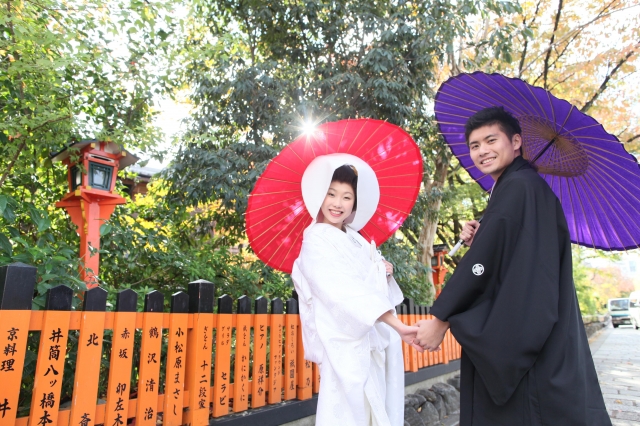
[461,220,480,246]
[415,318,450,351]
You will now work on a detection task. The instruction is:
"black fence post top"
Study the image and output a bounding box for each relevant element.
[402,297,415,312]
[286,298,298,315]
[291,290,298,301]
[270,298,283,314]
[396,304,407,315]
[255,296,268,314]
[44,285,74,311]
[82,287,108,312]
[171,291,189,314]
[237,295,252,314]
[188,279,214,313]
[144,291,164,312]
[115,289,138,312]
[0,262,36,310]
[187,280,215,314]
[217,294,233,314]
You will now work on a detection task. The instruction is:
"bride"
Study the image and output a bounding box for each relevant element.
[292,154,422,426]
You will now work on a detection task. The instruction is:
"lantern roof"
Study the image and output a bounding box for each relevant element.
[433,244,449,252]
[50,140,139,169]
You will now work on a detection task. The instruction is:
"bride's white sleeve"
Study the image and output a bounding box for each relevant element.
[297,231,394,341]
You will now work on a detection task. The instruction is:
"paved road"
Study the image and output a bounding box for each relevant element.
[591,325,640,425]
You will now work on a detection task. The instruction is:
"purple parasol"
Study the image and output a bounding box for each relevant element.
[435,71,640,251]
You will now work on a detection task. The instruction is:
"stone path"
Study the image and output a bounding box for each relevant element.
[591,325,640,425]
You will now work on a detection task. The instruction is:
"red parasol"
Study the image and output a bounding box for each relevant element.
[246,118,423,273]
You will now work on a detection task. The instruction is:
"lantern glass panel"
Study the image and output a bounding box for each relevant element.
[71,165,83,190]
[88,162,113,191]
[431,256,439,267]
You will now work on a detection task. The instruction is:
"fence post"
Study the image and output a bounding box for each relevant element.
[212,294,233,418]
[397,304,410,372]
[417,306,426,366]
[135,291,164,426]
[0,263,36,426]
[251,297,268,408]
[233,296,252,412]
[164,291,188,426]
[184,280,214,426]
[268,298,284,404]
[284,298,298,401]
[104,289,138,426]
[69,286,108,426]
[440,307,450,364]
[28,285,73,426]
[293,306,312,400]
[415,304,424,370]
[403,298,419,372]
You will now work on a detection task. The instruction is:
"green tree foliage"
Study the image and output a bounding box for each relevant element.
[99,180,293,302]
[1,1,179,412]
[167,0,522,304]
[0,0,177,303]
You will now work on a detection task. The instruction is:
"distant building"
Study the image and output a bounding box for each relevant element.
[120,164,162,199]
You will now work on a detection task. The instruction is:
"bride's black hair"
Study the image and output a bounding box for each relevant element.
[330,164,358,210]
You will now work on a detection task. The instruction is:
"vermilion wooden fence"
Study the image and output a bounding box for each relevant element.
[0,263,461,426]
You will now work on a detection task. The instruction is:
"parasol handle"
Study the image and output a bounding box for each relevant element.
[449,240,464,257]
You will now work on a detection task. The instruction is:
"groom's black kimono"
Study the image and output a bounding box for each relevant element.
[430,156,611,425]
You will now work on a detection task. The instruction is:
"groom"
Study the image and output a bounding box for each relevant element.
[414,107,610,425]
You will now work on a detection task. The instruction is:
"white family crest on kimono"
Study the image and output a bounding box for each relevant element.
[292,222,405,426]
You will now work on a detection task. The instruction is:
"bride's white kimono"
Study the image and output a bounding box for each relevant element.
[292,222,405,426]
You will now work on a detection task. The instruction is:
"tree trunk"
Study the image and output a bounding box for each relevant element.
[418,154,449,303]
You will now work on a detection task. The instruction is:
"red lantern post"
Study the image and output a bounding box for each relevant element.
[432,244,449,298]
[51,141,138,288]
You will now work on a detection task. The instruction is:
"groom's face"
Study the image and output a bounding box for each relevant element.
[468,123,522,181]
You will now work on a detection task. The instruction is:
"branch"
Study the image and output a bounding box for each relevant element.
[548,0,628,72]
[627,134,640,143]
[0,141,26,188]
[518,0,543,78]
[548,0,620,67]
[28,114,73,134]
[520,3,640,76]
[0,114,71,187]
[581,44,638,113]
[126,267,171,286]
[404,228,419,246]
[542,0,564,89]
[548,70,577,92]
[548,30,582,70]
[436,229,450,247]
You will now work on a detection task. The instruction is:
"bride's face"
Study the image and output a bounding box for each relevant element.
[320,181,355,229]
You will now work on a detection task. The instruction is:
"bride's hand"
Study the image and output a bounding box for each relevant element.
[382,260,393,276]
[397,324,424,352]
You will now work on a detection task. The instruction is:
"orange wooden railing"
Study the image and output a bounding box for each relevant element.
[0,263,461,426]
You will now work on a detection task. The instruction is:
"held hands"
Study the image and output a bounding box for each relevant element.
[397,324,425,353]
[414,318,450,352]
[460,220,481,247]
[378,311,424,352]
